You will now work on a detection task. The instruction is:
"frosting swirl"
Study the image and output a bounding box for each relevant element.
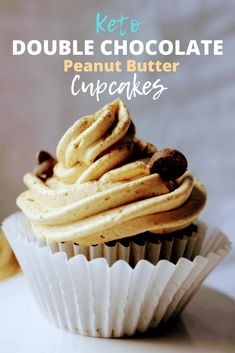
[17,99,206,245]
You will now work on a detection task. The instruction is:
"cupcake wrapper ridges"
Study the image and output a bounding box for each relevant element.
[2,212,231,338]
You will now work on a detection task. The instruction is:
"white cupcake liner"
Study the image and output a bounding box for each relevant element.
[2,212,231,338]
[6,216,207,267]
[57,221,205,266]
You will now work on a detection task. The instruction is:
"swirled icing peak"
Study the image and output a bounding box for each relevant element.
[55,99,149,184]
[17,99,206,244]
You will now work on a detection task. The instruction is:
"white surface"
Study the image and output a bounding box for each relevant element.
[0,246,234,353]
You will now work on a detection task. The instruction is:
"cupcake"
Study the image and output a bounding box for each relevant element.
[2,99,231,337]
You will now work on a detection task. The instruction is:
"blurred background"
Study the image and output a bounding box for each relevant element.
[0,0,235,235]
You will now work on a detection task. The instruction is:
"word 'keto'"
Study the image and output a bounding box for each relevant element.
[96,12,142,36]
[12,39,223,56]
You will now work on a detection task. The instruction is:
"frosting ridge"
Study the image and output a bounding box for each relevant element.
[16,99,206,244]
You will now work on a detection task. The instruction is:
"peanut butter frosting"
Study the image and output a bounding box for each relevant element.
[16,99,206,245]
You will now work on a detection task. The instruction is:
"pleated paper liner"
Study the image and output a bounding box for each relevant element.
[2,212,231,338]
[14,218,207,266]
[56,222,205,267]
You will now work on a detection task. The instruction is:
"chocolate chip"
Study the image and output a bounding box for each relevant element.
[36,150,54,165]
[149,148,188,180]
[34,150,56,180]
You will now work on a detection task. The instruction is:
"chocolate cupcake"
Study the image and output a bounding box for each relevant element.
[2,99,231,337]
